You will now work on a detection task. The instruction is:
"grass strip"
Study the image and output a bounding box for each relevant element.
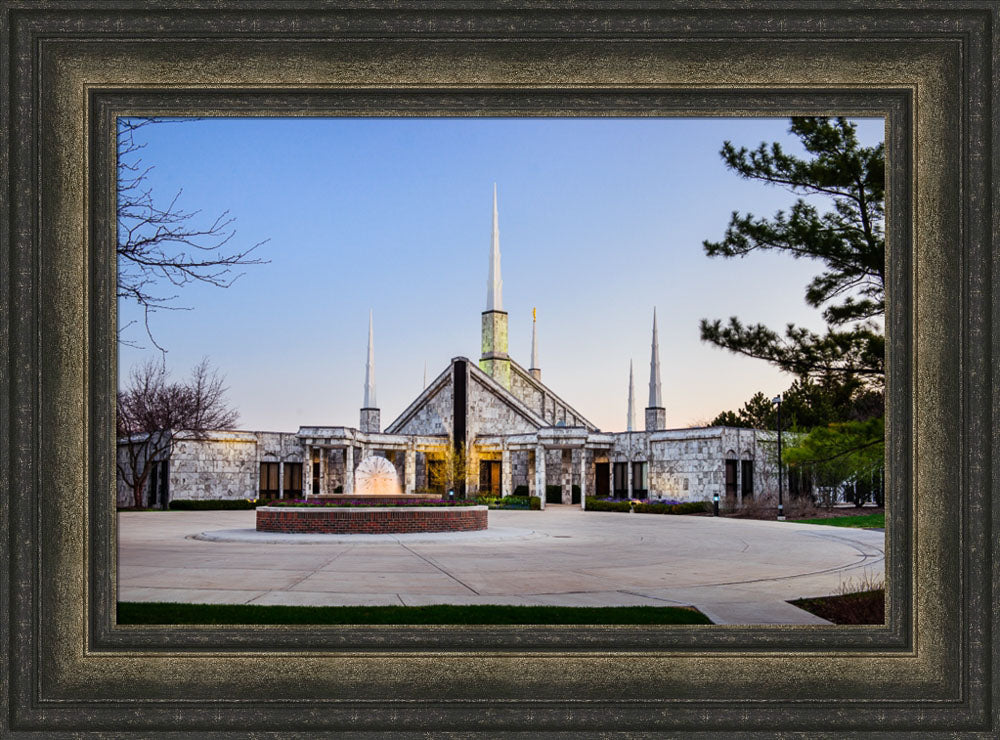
[791,513,884,529]
[118,602,712,626]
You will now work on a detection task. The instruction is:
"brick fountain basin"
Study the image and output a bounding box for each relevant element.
[255,499,488,535]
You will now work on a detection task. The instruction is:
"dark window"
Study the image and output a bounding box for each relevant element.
[725,459,738,499]
[631,462,648,498]
[741,460,754,498]
[259,462,280,498]
[613,462,628,498]
[283,463,302,495]
[158,460,169,507]
[148,459,159,506]
[595,462,610,497]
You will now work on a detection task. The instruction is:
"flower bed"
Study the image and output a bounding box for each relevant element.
[473,495,542,510]
[266,496,476,508]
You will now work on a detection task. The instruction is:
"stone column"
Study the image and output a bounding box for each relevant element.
[302,443,312,498]
[405,444,416,494]
[278,461,284,500]
[318,446,326,496]
[627,452,634,500]
[609,460,614,500]
[344,445,355,495]
[561,449,572,504]
[501,445,512,498]
[528,449,536,498]
[579,449,587,510]
[535,444,546,511]
[736,455,743,508]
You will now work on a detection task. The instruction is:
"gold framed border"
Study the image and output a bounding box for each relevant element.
[1,2,995,735]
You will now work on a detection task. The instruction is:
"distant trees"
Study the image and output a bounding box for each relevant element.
[711,378,884,432]
[117,118,267,350]
[117,358,238,509]
[783,418,885,509]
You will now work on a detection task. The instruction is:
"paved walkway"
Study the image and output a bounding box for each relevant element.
[118,506,885,625]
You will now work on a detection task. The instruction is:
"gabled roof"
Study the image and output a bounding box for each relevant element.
[383,363,453,434]
[507,358,598,432]
[384,356,598,435]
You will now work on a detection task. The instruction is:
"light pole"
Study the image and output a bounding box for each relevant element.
[773,394,784,521]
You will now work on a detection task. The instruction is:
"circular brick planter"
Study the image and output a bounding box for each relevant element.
[255,505,488,535]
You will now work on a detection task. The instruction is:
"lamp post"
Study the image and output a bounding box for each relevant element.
[773,394,784,521]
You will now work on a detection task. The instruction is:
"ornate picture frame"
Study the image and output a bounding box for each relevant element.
[1,2,996,735]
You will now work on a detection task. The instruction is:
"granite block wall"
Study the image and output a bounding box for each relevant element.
[168,433,259,502]
[391,383,453,436]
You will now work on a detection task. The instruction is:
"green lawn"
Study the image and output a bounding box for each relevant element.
[118,602,712,625]
[791,513,884,529]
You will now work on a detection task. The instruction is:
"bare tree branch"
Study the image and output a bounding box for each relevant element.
[117,118,269,351]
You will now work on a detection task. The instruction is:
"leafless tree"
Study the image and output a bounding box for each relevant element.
[117,358,238,509]
[117,118,268,350]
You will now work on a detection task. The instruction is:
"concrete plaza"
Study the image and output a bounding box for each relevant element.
[118,506,885,625]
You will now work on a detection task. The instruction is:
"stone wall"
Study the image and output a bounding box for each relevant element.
[508,365,588,430]
[168,432,259,502]
[510,369,544,416]
[390,383,453,436]
[466,374,539,441]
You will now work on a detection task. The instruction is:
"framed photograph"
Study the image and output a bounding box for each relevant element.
[2,2,996,736]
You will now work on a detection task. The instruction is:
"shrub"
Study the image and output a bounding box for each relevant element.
[584,497,707,515]
[545,484,562,503]
[633,500,709,515]
[168,498,259,510]
[474,495,541,510]
[513,485,529,497]
[584,497,632,512]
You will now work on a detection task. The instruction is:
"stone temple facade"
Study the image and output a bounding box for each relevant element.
[118,186,779,510]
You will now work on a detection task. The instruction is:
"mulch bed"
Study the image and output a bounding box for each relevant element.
[791,589,885,625]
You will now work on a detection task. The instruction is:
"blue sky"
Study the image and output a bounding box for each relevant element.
[118,116,884,433]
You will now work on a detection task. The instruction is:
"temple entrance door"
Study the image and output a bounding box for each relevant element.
[479,460,501,496]
[595,462,610,497]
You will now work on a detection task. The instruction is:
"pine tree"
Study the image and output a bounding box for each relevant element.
[700,117,884,381]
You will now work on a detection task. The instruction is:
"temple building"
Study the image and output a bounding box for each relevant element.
[118,187,777,510]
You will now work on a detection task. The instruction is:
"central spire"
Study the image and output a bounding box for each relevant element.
[486,183,503,311]
[480,184,511,389]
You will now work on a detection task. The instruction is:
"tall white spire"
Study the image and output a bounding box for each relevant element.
[627,360,636,432]
[486,183,503,311]
[363,309,376,408]
[648,307,662,408]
